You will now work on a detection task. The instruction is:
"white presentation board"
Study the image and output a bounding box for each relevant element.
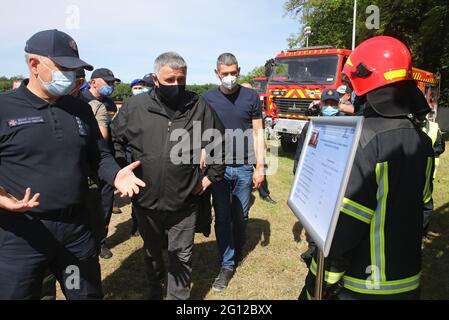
[288,116,364,257]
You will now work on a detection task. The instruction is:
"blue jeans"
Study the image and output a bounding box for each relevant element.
[212,165,253,271]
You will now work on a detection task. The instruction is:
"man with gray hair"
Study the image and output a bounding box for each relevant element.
[203,53,265,292]
[111,52,225,300]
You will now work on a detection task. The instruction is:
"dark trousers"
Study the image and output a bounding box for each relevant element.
[0,209,102,300]
[423,199,434,232]
[131,206,139,233]
[258,177,270,198]
[41,271,56,300]
[134,205,197,300]
[99,180,115,246]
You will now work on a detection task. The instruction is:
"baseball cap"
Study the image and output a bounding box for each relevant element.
[91,68,121,83]
[337,85,351,95]
[320,89,340,102]
[130,79,144,87]
[25,29,93,71]
[142,73,155,87]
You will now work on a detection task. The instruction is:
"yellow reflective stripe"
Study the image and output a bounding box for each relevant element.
[342,273,421,295]
[310,258,345,285]
[341,198,374,224]
[306,290,313,300]
[423,157,433,204]
[297,89,306,99]
[422,121,439,146]
[384,69,407,81]
[374,162,388,282]
[343,198,375,215]
[380,164,388,282]
[346,57,354,67]
[341,208,371,224]
[434,157,440,179]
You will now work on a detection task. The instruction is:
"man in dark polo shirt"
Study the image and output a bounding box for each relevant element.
[81,68,121,259]
[203,53,265,292]
[0,29,145,300]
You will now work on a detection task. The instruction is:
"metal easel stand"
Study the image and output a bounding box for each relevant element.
[314,249,325,300]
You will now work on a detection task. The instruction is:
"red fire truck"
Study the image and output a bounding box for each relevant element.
[264,46,441,152]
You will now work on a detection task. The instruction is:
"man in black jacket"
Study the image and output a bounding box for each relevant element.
[111,52,225,300]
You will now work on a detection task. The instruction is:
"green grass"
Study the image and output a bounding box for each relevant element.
[96,141,449,300]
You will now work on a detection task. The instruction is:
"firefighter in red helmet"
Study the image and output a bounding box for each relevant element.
[300,36,435,300]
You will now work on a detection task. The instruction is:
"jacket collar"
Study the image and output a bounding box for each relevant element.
[18,79,51,109]
[147,89,199,119]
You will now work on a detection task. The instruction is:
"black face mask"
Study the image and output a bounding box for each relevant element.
[157,84,186,106]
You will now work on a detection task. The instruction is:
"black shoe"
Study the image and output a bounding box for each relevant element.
[212,268,234,292]
[262,195,277,204]
[131,230,140,237]
[131,224,140,237]
[100,245,113,259]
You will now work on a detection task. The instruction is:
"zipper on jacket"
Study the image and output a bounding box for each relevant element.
[158,119,173,210]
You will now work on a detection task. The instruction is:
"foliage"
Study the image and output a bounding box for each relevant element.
[112,82,132,101]
[187,84,217,95]
[0,76,24,92]
[238,66,267,84]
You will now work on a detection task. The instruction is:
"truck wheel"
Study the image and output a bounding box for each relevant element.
[281,139,298,153]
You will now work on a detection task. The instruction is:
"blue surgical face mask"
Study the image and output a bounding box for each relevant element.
[132,87,150,96]
[99,84,114,97]
[38,61,76,97]
[322,106,339,116]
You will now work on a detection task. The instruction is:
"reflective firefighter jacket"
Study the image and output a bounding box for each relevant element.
[305,113,435,300]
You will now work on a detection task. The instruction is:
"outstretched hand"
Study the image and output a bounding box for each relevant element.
[114,161,147,198]
[0,187,40,213]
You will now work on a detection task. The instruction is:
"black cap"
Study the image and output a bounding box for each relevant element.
[25,29,93,71]
[366,80,430,118]
[320,89,340,102]
[142,73,155,87]
[91,68,121,83]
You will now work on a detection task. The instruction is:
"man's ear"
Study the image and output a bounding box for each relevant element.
[152,74,160,87]
[214,69,221,80]
[29,56,40,76]
[237,67,241,77]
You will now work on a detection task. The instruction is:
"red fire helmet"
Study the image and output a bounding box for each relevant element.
[343,36,414,96]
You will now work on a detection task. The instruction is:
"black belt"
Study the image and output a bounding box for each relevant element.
[26,205,83,221]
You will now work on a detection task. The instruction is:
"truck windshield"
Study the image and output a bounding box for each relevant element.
[251,80,267,94]
[269,54,339,85]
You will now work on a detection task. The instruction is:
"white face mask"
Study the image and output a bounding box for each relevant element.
[38,61,76,97]
[221,75,238,90]
[132,87,150,96]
